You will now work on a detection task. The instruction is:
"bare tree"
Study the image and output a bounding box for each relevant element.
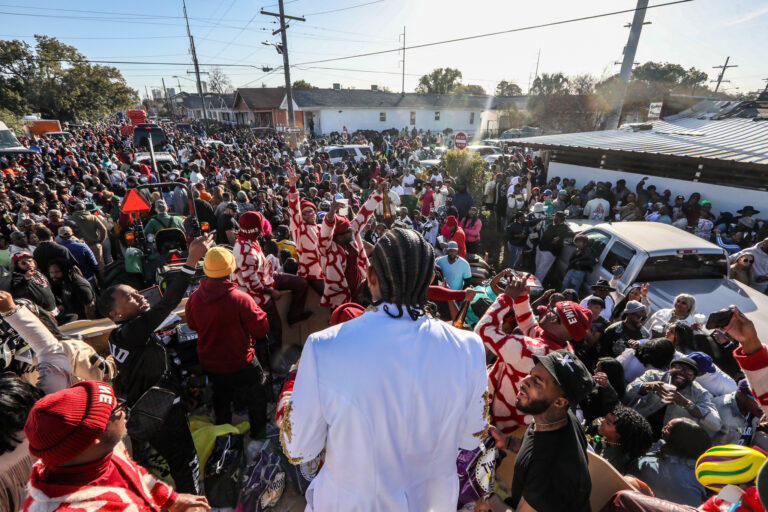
[209,67,233,95]
[569,74,597,95]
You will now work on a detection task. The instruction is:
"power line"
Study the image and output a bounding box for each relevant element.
[0,9,262,30]
[23,57,268,68]
[207,11,262,60]
[0,3,259,23]
[0,34,189,40]
[291,0,693,67]
[300,0,384,16]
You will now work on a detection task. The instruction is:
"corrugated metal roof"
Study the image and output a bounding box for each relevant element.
[515,114,768,165]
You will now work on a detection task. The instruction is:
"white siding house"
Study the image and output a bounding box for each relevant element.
[279,89,526,137]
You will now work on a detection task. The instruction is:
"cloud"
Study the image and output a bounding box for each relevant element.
[724,4,768,26]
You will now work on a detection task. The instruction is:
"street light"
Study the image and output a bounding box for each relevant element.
[262,41,285,54]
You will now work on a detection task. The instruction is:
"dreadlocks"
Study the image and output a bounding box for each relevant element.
[369,228,434,321]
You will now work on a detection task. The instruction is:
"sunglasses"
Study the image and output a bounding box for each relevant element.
[547,307,561,324]
[301,209,315,216]
[741,258,754,264]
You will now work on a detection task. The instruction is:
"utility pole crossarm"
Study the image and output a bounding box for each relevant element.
[711,56,738,93]
[260,10,305,21]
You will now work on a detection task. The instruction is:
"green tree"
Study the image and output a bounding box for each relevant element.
[415,67,463,94]
[292,79,314,90]
[0,35,138,120]
[453,83,486,95]
[495,80,522,96]
[443,149,487,195]
[529,72,570,96]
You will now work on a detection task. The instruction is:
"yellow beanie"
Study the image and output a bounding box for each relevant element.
[203,247,236,278]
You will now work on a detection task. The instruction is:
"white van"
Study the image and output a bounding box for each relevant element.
[295,144,373,166]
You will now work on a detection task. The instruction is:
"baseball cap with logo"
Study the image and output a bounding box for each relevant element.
[532,349,595,405]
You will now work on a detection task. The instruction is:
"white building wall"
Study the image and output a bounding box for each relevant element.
[546,162,768,215]
[312,108,483,135]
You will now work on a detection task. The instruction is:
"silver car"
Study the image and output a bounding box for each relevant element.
[556,221,768,339]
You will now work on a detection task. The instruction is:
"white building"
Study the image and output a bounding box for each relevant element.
[280,88,526,137]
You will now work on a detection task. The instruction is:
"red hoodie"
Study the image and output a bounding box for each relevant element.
[185,277,269,374]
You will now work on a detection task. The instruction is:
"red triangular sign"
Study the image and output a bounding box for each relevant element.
[121,189,152,213]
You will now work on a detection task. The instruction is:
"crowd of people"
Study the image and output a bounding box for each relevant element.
[1,120,768,511]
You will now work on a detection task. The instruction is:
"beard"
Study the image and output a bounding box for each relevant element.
[515,396,551,415]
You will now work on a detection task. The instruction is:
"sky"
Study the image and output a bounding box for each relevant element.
[1,0,767,99]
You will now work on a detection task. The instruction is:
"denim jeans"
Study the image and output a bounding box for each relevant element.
[561,269,587,292]
[506,243,524,269]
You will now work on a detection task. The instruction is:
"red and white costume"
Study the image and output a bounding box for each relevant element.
[475,293,572,433]
[288,187,322,280]
[23,445,177,512]
[234,238,274,307]
[734,345,768,416]
[318,191,382,308]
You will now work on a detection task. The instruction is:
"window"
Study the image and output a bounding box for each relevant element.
[380,112,386,122]
[410,111,416,125]
[636,253,728,282]
[602,241,636,272]
[583,230,611,261]
[328,148,344,159]
[434,111,440,121]
[470,112,475,124]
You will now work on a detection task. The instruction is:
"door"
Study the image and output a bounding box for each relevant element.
[580,229,612,294]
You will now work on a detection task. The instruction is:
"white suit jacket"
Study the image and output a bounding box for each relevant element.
[281,304,489,511]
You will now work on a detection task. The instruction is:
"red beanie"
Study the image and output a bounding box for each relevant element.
[333,216,351,236]
[446,215,458,227]
[300,199,317,212]
[555,301,593,341]
[25,381,116,466]
[239,211,264,234]
[330,302,366,326]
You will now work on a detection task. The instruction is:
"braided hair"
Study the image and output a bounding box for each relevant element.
[369,228,434,321]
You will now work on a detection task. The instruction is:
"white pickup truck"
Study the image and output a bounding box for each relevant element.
[555,221,768,339]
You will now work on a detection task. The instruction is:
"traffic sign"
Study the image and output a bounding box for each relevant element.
[121,188,151,213]
[454,132,468,150]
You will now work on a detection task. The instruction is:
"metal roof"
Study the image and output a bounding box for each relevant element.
[516,101,768,165]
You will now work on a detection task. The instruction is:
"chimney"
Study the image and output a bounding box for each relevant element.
[371,85,378,91]
[332,83,341,90]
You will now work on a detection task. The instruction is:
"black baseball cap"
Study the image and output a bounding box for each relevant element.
[532,349,595,405]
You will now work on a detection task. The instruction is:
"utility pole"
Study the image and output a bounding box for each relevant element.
[534,49,541,80]
[182,0,209,128]
[261,0,305,141]
[711,57,738,93]
[162,78,174,119]
[605,0,651,130]
[399,26,406,95]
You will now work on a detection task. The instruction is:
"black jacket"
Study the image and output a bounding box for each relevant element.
[33,241,78,278]
[567,248,596,272]
[109,267,194,404]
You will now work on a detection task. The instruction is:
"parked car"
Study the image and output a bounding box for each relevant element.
[467,145,502,163]
[412,146,447,168]
[554,221,768,339]
[294,144,373,166]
